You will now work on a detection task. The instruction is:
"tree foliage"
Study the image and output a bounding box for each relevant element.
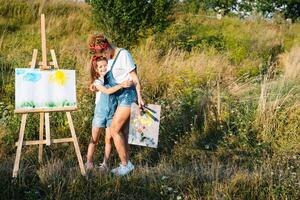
[90,0,175,48]
[256,0,300,21]
[181,0,300,21]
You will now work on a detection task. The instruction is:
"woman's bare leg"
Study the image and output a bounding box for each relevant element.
[86,127,101,163]
[121,119,130,161]
[110,106,131,166]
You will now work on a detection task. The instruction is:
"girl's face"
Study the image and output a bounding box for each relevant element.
[96,60,108,76]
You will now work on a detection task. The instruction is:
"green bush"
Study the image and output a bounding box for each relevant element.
[90,0,175,48]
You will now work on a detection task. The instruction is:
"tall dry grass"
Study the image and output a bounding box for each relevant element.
[133,38,231,101]
[281,46,300,79]
[257,47,300,152]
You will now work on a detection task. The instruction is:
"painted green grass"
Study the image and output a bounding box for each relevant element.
[17,100,76,109]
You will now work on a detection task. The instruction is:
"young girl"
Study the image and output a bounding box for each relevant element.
[85,55,131,171]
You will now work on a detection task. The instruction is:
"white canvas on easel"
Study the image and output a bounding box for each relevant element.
[15,69,76,110]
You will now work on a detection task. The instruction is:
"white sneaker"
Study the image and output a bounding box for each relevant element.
[85,161,94,170]
[97,163,109,172]
[111,161,134,173]
[111,161,134,176]
[127,161,134,171]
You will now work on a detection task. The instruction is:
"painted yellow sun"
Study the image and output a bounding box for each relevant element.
[49,70,68,86]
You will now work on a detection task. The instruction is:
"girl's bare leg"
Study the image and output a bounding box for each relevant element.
[86,127,101,163]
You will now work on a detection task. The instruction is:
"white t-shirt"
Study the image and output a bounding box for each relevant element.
[107,49,136,83]
[95,49,136,104]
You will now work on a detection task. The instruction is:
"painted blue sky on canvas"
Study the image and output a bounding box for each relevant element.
[15,69,27,75]
[23,72,41,82]
[16,69,41,82]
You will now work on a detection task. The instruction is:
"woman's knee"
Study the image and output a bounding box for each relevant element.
[110,127,123,138]
[110,121,123,135]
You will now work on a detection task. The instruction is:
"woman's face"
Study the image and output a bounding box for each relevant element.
[96,60,108,76]
[102,48,113,59]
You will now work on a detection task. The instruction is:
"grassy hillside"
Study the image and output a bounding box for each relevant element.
[0,0,299,199]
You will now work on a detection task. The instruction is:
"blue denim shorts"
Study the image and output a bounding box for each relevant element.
[92,93,117,128]
[115,87,137,107]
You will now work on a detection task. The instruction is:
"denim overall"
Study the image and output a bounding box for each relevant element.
[92,83,117,128]
[104,49,137,107]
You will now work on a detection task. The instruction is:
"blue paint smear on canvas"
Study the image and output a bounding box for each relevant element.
[15,69,27,75]
[23,72,41,82]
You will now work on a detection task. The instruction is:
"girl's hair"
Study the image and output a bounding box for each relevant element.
[90,55,107,83]
[89,34,112,54]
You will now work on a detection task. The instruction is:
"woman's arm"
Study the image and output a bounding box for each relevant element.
[130,70,144,108]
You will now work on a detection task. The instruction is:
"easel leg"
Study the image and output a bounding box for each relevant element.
[38,113,44,162]
[66,112,86,176]
[45,112,51,146]
[13,114,27,178]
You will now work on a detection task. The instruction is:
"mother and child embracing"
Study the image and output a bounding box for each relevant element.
[85,34,144,176]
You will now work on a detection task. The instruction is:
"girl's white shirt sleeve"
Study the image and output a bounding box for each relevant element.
[94,78,104,86]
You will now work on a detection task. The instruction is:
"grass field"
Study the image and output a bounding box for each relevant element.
[0,0,299,199]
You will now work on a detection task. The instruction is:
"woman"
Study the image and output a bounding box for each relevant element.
[89,34,144,175]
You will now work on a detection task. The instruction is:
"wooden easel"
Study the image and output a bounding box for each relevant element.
[12,14,86,177]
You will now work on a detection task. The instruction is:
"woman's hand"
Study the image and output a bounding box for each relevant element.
[120,80,133,88]
[137,95,145,108]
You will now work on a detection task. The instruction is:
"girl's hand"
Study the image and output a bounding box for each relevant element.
[89,84,97,92]
[120,80,133,88]
[138,96,145,108]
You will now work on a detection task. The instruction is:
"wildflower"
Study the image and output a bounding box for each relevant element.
[177,196,183,200]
